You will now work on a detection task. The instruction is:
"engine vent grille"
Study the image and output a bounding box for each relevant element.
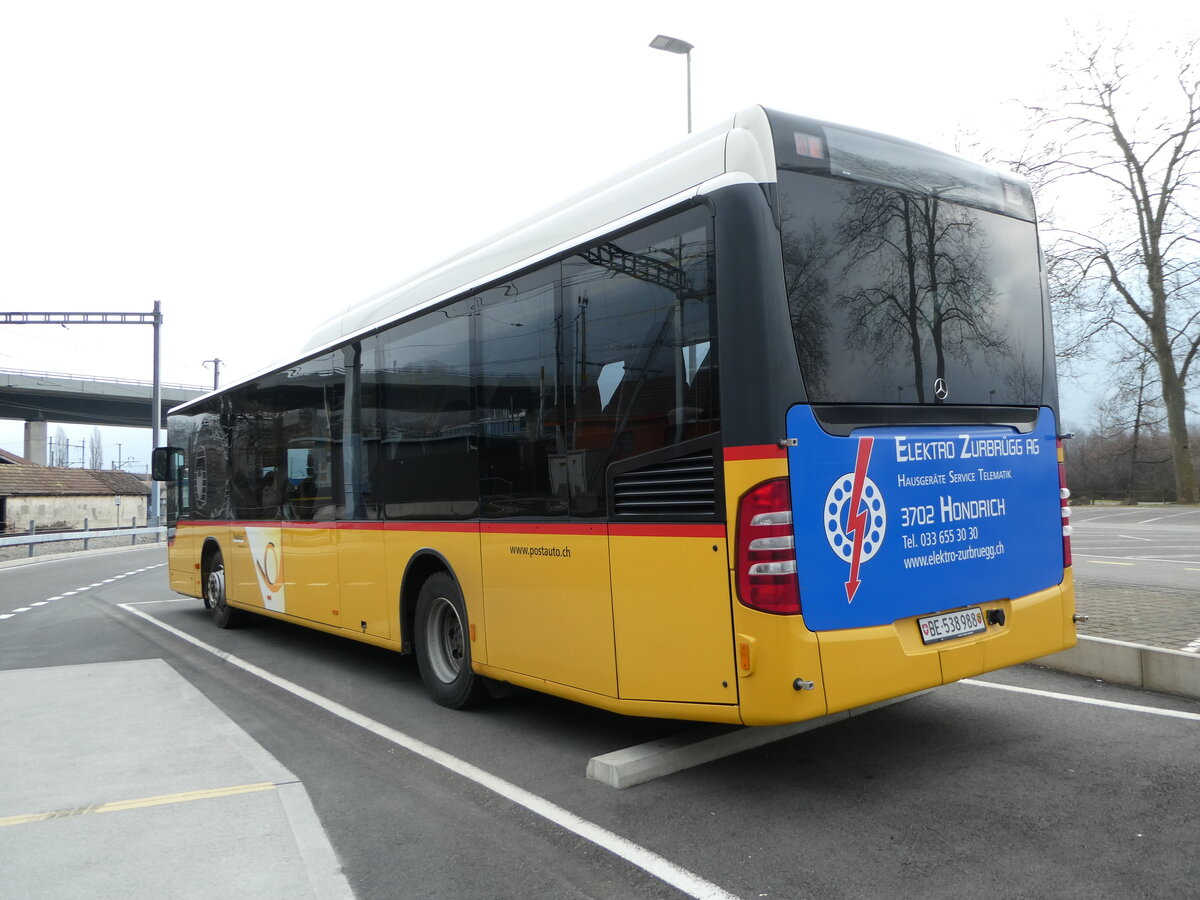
[611,450,716,518]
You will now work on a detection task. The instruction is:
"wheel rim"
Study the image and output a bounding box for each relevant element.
[424,595,465,684]
[207,566,226,613]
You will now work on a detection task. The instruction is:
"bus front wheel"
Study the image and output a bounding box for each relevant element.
[205,550,242,629]
[414,572,487,709]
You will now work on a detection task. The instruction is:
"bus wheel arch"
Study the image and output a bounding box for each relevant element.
[201,540,242,628]
[200,539,223,610]
[402,554,486,709]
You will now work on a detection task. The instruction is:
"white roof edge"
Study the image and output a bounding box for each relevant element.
[173,107,779,412]
[299,106,777,356]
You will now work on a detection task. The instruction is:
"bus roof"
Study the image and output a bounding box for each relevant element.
[295,106,778,359]
[173,106,1028,412]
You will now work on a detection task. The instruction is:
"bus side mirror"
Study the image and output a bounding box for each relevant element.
[152,447,183,482]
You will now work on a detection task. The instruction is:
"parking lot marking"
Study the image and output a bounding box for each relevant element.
[0,782,279,827]
[962,679,1200,721]
[588,691,929,789]
[1090,560,1135,566]
[119,601,739,900]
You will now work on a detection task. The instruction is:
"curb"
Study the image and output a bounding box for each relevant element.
[1034,635,1200,701]
[0,542,164,571]
[586,690,932,789]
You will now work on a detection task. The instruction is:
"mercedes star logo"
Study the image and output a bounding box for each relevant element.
[934,377,949,400]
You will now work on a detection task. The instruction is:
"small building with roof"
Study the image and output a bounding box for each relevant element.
[0,453,150,531]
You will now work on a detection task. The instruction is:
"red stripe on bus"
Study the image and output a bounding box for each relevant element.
[177,520,476,532]
[382,522,480,533]
[608,524,727,538]
[480,523,607,536]
[176,520,723,538]
[724,444,787,461]
[180,520,282,528]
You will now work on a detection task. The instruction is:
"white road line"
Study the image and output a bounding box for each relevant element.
[1075,513,1144,523]
[118,602,738,900]
[962,679,1200,722]
[1117,534,1153,542]
[1140,511,1200,524]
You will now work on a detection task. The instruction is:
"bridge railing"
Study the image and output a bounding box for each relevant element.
[0,366,207,392]
[0,518,165,557]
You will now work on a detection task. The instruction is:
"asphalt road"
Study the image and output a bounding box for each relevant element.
[3,545,1198,899]
[1069,506,1200,592]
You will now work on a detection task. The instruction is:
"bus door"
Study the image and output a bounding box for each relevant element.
[480,523,616,696]
[609,520,736,705]
[606,441,735,706]
[278,443,341,627]
[475,270,618,696]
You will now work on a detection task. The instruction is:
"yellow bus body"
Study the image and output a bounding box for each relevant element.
[166,444,1074,726]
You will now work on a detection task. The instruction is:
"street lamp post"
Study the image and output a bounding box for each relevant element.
[649,34,693,134]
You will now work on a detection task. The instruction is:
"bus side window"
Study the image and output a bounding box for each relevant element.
[562,207,718,515]
[366,299,477,520]
[476,267,564,518]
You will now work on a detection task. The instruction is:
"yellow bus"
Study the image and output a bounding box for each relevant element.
[153,107,1076,725]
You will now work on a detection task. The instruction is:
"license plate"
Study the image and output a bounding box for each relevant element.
[918,607,986,644]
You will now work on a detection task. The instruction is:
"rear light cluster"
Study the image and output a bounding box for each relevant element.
[1057,437,1073,567]
[736,478,801,615]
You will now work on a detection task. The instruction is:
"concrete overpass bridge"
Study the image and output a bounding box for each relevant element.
[0,369,208,464]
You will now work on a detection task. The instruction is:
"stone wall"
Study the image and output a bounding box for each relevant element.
[4,494,149,530]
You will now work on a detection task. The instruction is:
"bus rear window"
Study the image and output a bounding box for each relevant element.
[779,170,1047,407]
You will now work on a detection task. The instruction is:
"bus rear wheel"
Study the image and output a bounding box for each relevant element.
[414,572,487,709]
[205,550,242,629]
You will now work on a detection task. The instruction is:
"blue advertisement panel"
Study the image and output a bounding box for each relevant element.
[786,406,1064,632]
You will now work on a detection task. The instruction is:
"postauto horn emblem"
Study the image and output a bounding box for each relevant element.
[823,437,887,603]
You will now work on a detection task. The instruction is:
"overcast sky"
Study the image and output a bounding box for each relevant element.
[1,0,1194,465]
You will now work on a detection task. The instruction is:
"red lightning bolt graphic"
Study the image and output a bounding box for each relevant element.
[844,437,875,603]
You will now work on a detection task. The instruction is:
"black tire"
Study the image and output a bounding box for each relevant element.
[414,572,487,709]
[205,550,243,629]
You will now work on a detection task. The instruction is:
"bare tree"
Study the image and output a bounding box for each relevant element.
[781,214,834,397]
[835,185,1007,402]
[1092,346,1171,500]
[89,428,104,469]
[51,426,69,467]
[1020,35,1200,502]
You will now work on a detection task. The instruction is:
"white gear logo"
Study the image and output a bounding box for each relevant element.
[824,474,887,562]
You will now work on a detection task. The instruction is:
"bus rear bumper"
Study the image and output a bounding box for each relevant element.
[815,569,1077,716]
